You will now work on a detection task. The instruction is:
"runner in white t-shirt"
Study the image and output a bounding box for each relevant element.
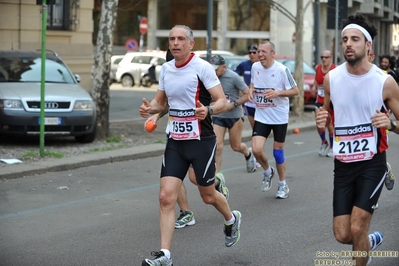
[248,41,299,200]
[140,25,242,266]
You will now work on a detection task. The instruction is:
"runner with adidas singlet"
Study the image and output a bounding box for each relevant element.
[140,25,242,266]
[248,41,299,200]
[144,50,230,231]
[316,14,399,266]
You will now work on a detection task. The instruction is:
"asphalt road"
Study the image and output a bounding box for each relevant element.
[1,129,398,265]
[109,83,157,122]
[108,83,315,122]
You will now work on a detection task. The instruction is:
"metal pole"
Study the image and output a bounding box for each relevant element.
[314,0,320,66]
[206,0,213,61]
[40,0,47,157]
[334,0,339,64]
[139,34,143,52]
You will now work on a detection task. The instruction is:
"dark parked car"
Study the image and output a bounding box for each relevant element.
[0,50,97,143]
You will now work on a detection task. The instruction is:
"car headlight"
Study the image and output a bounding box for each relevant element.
[303,84,310,91]
[74,100,93,110]
[0,99,24,110]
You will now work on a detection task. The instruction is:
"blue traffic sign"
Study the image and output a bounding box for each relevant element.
[125,39,138,51]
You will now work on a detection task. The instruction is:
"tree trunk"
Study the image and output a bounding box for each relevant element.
[292,0,304,116]
[91,0,118,140]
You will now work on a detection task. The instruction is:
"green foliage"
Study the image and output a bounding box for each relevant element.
[106,136,121,143]
[23,150,64,159]
[88,147,113,153]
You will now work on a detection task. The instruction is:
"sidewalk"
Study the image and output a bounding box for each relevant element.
[0,115,316,180]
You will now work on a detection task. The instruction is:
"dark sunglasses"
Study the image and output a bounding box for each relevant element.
[248,51,257,55]
[320,56,330,59]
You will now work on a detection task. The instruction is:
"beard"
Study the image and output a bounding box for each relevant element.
[344,51,366,67]
[380,65,388,70]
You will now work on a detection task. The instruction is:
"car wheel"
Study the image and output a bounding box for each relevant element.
[121,75,134,87]
[141,75,152,87]
[75,127,96,143]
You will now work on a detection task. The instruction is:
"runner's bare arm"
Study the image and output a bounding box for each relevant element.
[381,76,399,134]
[139,90,167,118]
[236,88,250,106]
[248,83,254,102]
[316,73,331,128]
[207,84,227,115]
[149,90,168,114]
[264,85,299,99]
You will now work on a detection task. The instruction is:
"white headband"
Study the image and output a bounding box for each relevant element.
[341,24,372,44]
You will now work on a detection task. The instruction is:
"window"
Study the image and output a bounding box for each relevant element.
[47,0,71,30]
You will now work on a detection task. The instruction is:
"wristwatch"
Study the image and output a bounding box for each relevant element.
[233,101,239,108]
[207,106,213,115]
[389,119,397,131]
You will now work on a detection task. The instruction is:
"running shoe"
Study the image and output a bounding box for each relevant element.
[256,162,261,168]
[261,167,275,192]
[215,172,229,200]
[369,231,384,251]
[175,210,196,229]
[367,231,384,265]
[326,148,333,158]
[318,142,329,156]
[276,183,290,199]
[224,210,242,247]
[142,251,172,266]
[385,162,395,190]
[246,148,257,173]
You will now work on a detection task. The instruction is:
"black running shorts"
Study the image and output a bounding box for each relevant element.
[252,121,288,143]
[212,117,244,129]
[161,136,216,187]
[333,152,386,216]
[243,105,255,117]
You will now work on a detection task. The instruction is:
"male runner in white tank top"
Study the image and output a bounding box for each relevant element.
[316,14,399,266]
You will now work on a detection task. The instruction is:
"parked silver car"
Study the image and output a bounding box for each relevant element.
[110,55,124,83]
[0,50,97,143]
[115,51,167,87]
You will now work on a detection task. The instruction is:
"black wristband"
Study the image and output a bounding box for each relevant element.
[389,119,397,131]
[207,106,213,115]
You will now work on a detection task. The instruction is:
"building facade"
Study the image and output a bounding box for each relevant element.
[1,0,399,91]
[0,0,94,90]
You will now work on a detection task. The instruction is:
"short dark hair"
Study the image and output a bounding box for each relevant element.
[341,14,377,41]
[380,55,396,69]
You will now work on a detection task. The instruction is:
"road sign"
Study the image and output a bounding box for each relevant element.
[139,17,148,35]
[125,38,138,51]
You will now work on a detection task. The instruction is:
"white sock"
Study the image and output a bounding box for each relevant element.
[264,166,272,176]
[224,213,236,225]
[278,180,286,186]
[160,249,171,259]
